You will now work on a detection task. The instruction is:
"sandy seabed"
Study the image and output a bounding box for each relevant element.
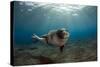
[13,39,97,66]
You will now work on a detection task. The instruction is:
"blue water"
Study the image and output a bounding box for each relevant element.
[13,1,97,45]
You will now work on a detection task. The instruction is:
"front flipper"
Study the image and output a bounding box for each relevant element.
[59,45,64,53]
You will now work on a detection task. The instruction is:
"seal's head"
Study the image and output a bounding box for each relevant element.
[56,28,69,39]
[55,28,69,52]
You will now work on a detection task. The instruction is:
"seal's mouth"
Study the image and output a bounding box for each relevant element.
[56,30,67,39]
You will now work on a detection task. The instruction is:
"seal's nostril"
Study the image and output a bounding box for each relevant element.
[62,31,66,35]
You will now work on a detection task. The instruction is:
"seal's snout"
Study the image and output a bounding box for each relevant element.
[56,28,68,39]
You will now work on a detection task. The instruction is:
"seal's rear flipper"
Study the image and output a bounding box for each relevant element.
[32,34,40,39]
[32,34,40,43]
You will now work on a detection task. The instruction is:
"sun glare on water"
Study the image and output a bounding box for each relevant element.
[19,2,85,16]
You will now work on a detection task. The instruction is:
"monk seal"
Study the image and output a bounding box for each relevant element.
[32,28,69,52]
